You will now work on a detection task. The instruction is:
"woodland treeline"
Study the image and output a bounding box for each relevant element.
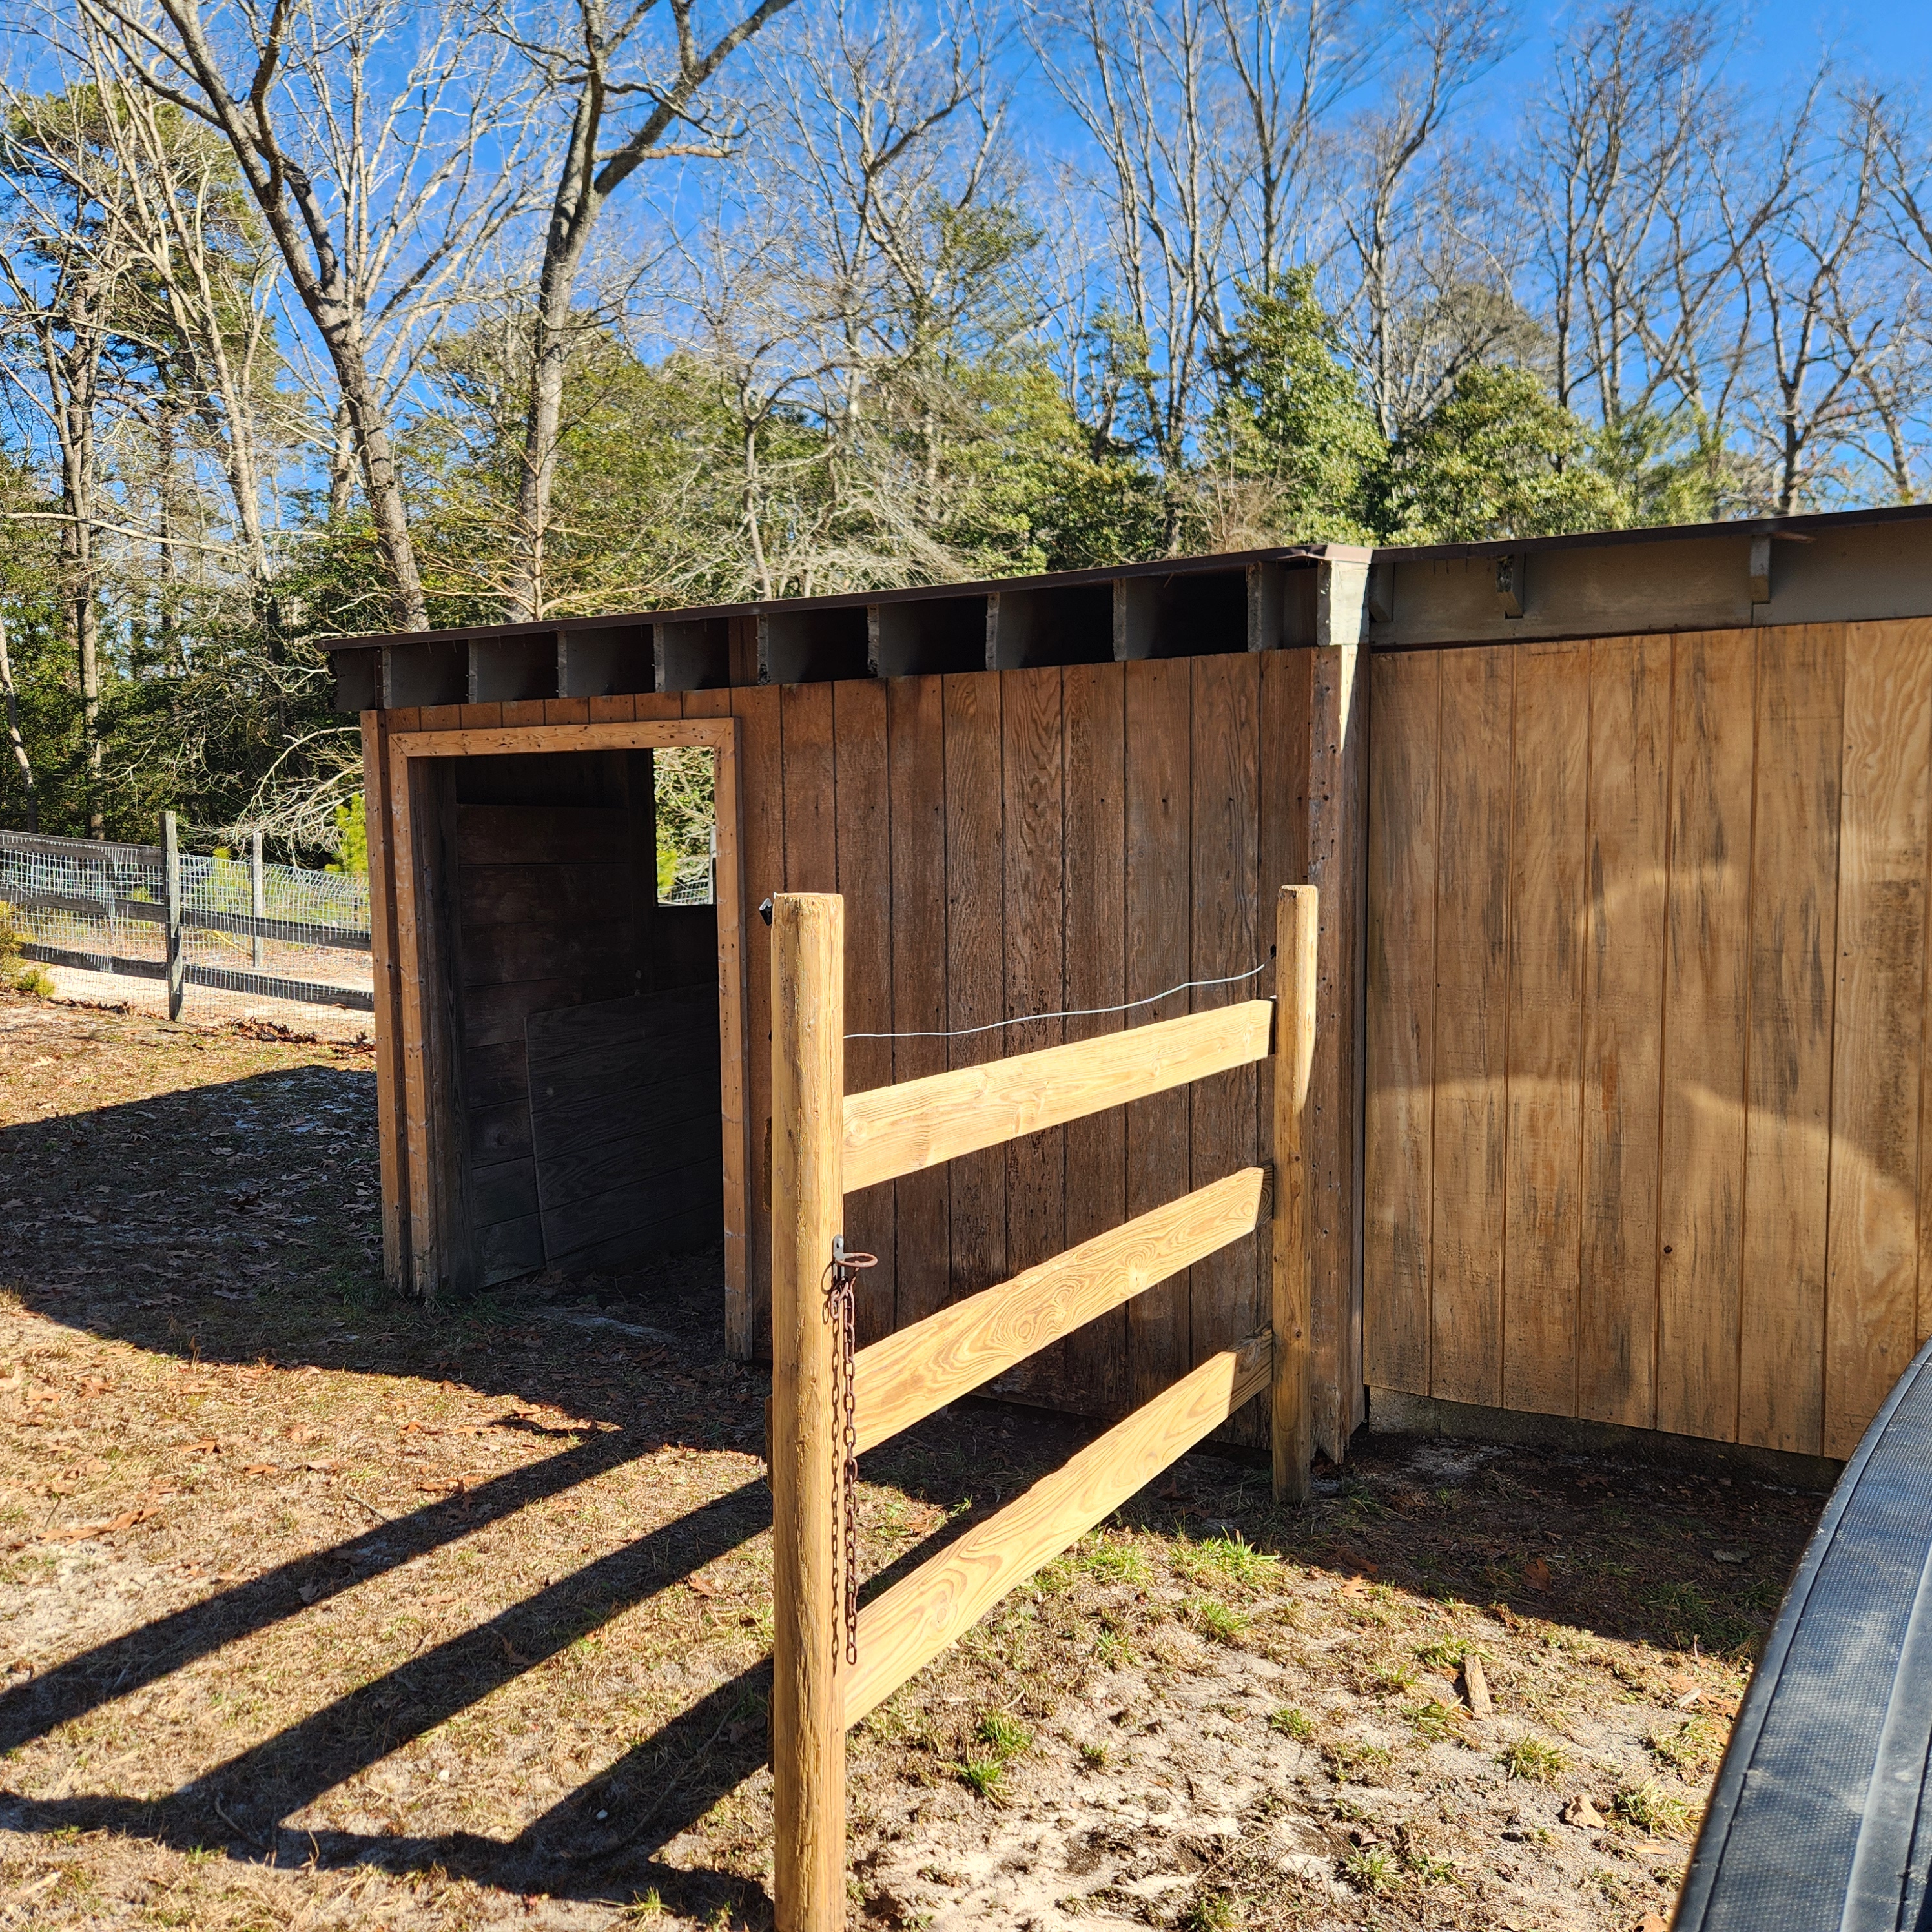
[3,0,1930,851]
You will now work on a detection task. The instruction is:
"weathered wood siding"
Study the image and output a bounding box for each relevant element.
[370,658,1361,1453]
[1365,620,1932,1457]
[738,658,1335,1442]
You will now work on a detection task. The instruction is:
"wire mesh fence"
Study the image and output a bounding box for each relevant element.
[1,829,375,1018]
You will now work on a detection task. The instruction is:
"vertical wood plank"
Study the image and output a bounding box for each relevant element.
[833,679,896,1347]
[389,746,438,1299]
[1578,635,1670,1428]
[1306,641,1366,1454]
[734,683,786,1359]
[1825,619,1931,1454]
[1739,624,1844,1452]
[691,694,752,1338]
[1503,642,1590,1417]
[943,672,1007,1312]
[1257,650,1311,1448]
[1124,658,1192,1404]
[1189,654,1262,1432]
[1429,648,1513,1408]
[1060,662,1129,1417]
[998,666,1067,1399]
[1273,885,1319,1501]
[1656,630,1755,1441]
[782,684,838,893]
[889,677,949,1332]
[362,711,409,1293]
[1363,649,1438,1397]
[768,894,846,1932]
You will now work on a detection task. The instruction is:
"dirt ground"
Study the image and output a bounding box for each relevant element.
[0,987,1827,1931]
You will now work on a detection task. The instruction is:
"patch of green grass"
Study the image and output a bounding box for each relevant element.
[1173,1532,1282,1591]
[1093,1624,1135,1668]
[1074,1537,1151,1587]
[958,1708,1031,1800]
[1322,1738,1393,1783]
[1366,1658,1417,1695]
[1497,1732,1568,1784]
[977,1710,1031,1760]
[1341,1845,1394,1893]
[1413,1638,1466,1673]
[1078,1740,1109,1769]
[1645,1716,1722,1778]
[1404,1698,1466,1743]
[958,1754,1007,1800]
[1178,1889,1241,1931]
[1192,1598,1251,1645]
[1641,1579,1755,1656]
[1615,1778,1696,1838]
[1403,1843,1457,1886]
[624,1891,664,1922]
[1268,1706,1313,1741]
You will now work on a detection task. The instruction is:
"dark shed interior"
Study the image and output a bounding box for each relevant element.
[433,747,722,1285]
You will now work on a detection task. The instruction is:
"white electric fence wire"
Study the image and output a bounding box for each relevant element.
[845,960,1271,1041]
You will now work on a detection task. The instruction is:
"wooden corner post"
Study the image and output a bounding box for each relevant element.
[770,892,847,1932]
[1273,885,1319,1503]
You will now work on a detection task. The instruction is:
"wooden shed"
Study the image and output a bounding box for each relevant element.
[329,505,1932,1466]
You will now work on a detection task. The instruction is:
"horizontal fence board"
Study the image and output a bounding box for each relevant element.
[8,888,369,951]
[852,1167,1267,1454]
[181,963,374,1011]
[19,945,374,1012]
[393,720,730,759]
[843,1000,1276,1195]
[843,1330,1271,1727]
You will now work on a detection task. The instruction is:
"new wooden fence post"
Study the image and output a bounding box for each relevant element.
[1273,885,1319,1503]
[770,892,847,1932]
[163,810,185,1023]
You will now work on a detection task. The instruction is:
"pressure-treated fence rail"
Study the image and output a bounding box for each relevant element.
[768,884,1318,1932]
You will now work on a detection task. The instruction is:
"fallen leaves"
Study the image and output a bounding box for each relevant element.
[1561,1793,1605,1829]
[43,1505,158,1543]
[1523,1556,1552,1592]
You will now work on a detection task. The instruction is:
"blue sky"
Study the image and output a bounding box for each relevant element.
[1480,0,1932,120]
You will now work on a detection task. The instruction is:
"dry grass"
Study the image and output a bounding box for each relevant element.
[0,987,1825,1929]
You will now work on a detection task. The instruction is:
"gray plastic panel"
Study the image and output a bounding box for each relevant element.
[1677,1336,1932,1932]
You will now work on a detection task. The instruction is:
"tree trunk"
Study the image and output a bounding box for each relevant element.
[508,88,602,626]
[0,611,36,834]
[325,316,428,631]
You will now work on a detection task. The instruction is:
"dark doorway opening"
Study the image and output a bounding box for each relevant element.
[442,747,722,1290]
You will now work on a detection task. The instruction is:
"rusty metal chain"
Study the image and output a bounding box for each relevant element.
[825,1237,874,1670]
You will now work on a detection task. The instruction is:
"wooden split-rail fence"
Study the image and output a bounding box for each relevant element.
[766,885,1319,1932]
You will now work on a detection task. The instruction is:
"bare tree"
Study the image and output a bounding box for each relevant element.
[72,0,533,630]
[1517,0,1814,478]
[1333,0,1508,439]
[1727,99,1893,513]
[1209,0,1368,294]
[666,0,1016,598]
[484,0,802,623]
[1027,0,1400,540]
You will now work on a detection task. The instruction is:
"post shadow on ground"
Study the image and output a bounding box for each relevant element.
[0,1067,1111,1913]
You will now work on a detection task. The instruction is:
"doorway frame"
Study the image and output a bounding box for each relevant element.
[380,717,748,1333]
